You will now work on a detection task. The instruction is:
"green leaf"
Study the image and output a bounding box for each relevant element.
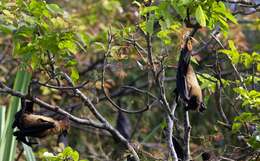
[257,64,260,72]
[77,32,90,48]
[234,112,257,122]
[0,24,16,34]
[70,67,79,82]
[195,5,206,27]
[139,21,147,34]
[46,3,63,14]
[157,29,172,45]
[240,52,253,68]
[228,40,236,51]
[66,60,78,67]
[197,74,217,92]
[2,9,15,19]
[140,6,158,16]
[146,15,155,34]
[58,40,78,54]
[232,122,242,133]
[216,2,237,24]
[0,106,6,138]
[31,53,39,70]
[51,17,68,29]
[218,16,229,32]
[191,56,199,65]
[14,26,35,39]
[219,40,240,64]
[71,151,79,161]
[171,3,186,18]
[62,147,73,156]
[29,0,50,18]
[248,135,260,150]
[224,11,237,24]
[178,0,191,6]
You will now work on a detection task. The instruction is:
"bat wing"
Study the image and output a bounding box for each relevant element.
[12,110,23,129]
[13,131,33,146]
[176,48,191,101]
[15,119,55,137]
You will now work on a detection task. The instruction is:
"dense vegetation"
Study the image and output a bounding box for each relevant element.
[0,0,259,161]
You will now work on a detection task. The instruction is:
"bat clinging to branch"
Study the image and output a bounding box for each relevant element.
[176,40,206,112]
[12,99,70,146]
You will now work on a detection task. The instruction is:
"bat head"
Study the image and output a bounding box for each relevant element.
[199,102,206,112]
[59,117,70,131]
[22,99,34,113]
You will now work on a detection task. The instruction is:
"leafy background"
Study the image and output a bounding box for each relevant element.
[0,0,259,160]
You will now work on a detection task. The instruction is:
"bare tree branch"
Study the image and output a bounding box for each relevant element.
[183,111,191,161]
[222,0,260,7]
[167,99,178,161]
[32,79,89,90]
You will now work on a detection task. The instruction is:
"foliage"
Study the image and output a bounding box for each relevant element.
[138,0,237,40]
[0,0,87,82]
[42,147,88,161]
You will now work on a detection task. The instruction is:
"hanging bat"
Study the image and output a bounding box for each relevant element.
[116,111,131,140]
[12,99,70,146]
[176,40,206,112]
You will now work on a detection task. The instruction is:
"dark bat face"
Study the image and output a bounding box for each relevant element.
[199,102,206,112]
[12,99,34,129]
[12,99,69,146]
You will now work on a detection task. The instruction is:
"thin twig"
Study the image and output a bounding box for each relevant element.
[79,58,105,75]
[15,148,24,161]
[33,80,89,90]
[192,26,220,56]
[215,84,231,123]
[122,86,158,100]
[214,50,231,126]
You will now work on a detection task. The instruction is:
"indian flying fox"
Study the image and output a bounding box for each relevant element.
[12,99,70,146]
[176,39,206,112]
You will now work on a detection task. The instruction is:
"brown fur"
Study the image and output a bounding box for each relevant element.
[12,99,70,145]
